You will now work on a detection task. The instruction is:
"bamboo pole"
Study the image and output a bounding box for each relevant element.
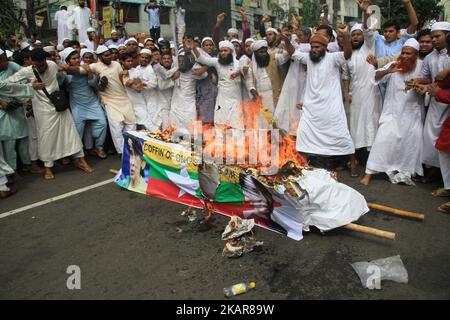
[344,223,396,240]
[368,203,425,221]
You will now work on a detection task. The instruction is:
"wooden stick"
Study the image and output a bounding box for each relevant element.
[344,223,396,240]
[368,203,425,221]
[109,169,119,175]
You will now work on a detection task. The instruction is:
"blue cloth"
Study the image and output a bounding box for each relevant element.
[374,31,414,58]
[65,73,107,148]
[145,7,160,29]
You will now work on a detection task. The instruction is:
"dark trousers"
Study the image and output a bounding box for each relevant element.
[150,27,160,41]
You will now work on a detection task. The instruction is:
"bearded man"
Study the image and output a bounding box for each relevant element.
[245,38,293,129]
[189,40,243,129]
[361,39,424,186]
[291,26,355,170]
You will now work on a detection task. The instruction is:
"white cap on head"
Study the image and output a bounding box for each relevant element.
[351,23,363,34]
[219,40,235,51]
[266,27,278,35]
[43,46,56,53]
[124,37,138,45]
[108,44,118,49]
[96,45,110,55]
[80,48,93,58]
[201,37,214,46]
[144,37,154,44]
[158,37,164,43]
[80,43,87,48]
[227,28,239,35]
[230,39,241,44]
[6,50,13,59]
[86,27,95,33]
[34,40,42,45]
[403,38,420,51]
[111,29,118,34]
[170,41,175,48]
[118,44,126,49]
[252,40,268,52]
[61,47,76,62]
[245,38,256,45]
[139,43,144,48]
[431,21,450,32]
[140,48,152,56]
[56,44,64,51]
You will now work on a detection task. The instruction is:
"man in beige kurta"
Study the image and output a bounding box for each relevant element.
[90,45,136,154]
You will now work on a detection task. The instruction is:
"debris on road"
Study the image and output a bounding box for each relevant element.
[222,216,263,258]
[351,255,408,290]
[181,207,197,222]
[223,281,256,297]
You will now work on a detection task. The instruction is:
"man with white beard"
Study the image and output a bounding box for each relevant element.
[291,25,355,171]
[360,39,424,186]
[170,49,207,133]
[342,5,382,177]
[244,38,293,129]
[188,39,243,129]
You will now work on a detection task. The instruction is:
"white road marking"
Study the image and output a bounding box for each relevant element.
[0,178,115,219]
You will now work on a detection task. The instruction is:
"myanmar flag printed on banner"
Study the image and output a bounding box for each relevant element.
[115,132,291,238]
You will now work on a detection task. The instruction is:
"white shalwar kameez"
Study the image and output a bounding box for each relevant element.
[153,64,176,131]
[275,43,310,135]
[196,54,243,129]
[5,61,83,167]
[124,68,149,129]
[291,51,355,156]
[342,30,382,149]
[366,61,424,181]
[54,9,71,45]
[419,48,450,168]
[170,67,207,133]
[73,5,91,44]
[136,64,159,131]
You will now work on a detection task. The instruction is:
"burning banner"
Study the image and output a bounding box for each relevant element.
[115,130,370,241]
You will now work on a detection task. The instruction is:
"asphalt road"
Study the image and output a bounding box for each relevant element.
[1,153,450,300]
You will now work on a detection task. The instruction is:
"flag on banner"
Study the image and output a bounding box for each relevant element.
[115,132,296,239]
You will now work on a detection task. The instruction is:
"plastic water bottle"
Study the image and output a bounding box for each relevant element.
[223,282,256,297]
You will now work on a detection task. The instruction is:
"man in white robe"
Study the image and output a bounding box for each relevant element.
[292,27,355,170]
[189,40,243,129]
[153,53,177,130]
[245,39,292,129]
[342,21,382,177]
[54,6,71,46]
[411,22,450,181]
[90,46,136,154]
[170,50,207,133]
[73,0,91,45]
[361,39,424,186]
[5,49,92,180]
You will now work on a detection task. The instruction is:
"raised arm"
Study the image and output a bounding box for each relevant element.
[238,6,250,42]
[213,12,225,45]
[337,24,352,60]
[403,0,419,35]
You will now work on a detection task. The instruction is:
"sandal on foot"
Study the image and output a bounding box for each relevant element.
[432,188,450,197]
[438,202,450,214]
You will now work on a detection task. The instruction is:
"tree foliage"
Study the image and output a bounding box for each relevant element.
[298,0,322,27]
[373,0,443,28]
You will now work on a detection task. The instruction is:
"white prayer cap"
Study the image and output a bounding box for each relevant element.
[219,40,235,51]
[86,27,96,33]
[403,38,420,51]
[138,43,144,48]
[144,37,154,44]
[111,29,118,34]
[201,37,214,46]
[230,39,242,45]
[0,49,4,56]
[20,42,30,50]
[351,23,363,34]
[43,46,56,53]
[56,44,64,51]
[431,21,450,32]
[252,40,268,52]
[266,27,278,35]
[124,37,138,45]
[140,48,152,56]
[34,40,42,45]
[245,38,256,45]
[61,47,76,62]
[96,45,110,55]
[108,44,118,50]
[227,28,239,35]
[170,41,175,48]
[158,37,164,43]
[118,44,126,49]
[6,50,13,59]
[80,43,87,48]
[80,48,93,58]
